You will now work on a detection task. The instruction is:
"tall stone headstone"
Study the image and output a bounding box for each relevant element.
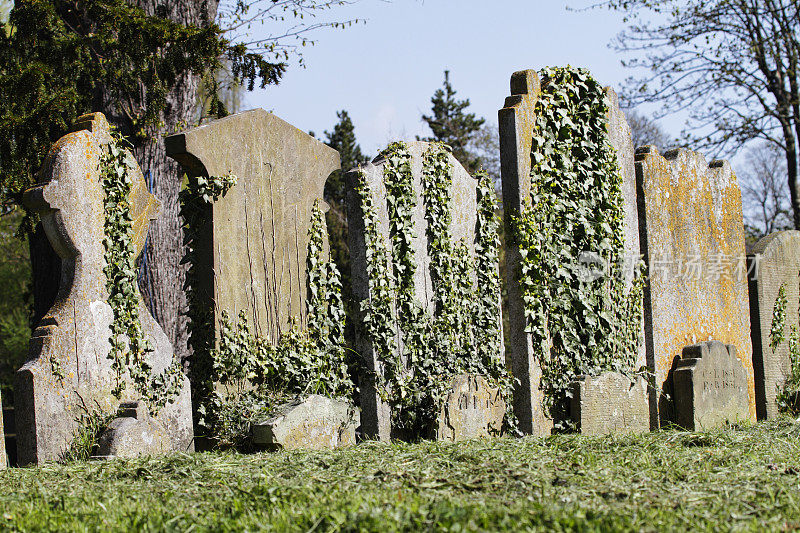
[165,109,340,347]
[748,230,800,419]
[673,341,750,430]
[346,141,503,441]
[498,69,643,435]
[569,372,650,436]
[17,113,193,465]
[635,146,755,425]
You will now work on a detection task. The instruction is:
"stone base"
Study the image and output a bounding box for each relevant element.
[570,372,650,435]
[434,374,505,441]
[97,402,170,459]
[252,395,359,450]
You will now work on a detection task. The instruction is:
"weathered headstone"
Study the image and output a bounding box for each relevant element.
[498,69,643,435]
[346,141,504,441]
[569,372,650,435]
[166,109,340,344]
[251,395,358,450]
[673,341,750,430]
[17,113,193,465]
[748,230,800,419]
[635,146,755,425]
[435,374,505,441]
[97,402,169,458]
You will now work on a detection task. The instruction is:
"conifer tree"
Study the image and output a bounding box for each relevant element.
[420,70,485,173]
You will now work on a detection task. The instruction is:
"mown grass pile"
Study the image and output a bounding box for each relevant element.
[1,419,800,531]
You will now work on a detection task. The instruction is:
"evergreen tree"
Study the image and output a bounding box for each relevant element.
[420,70,485,173]
[324,110,369,205]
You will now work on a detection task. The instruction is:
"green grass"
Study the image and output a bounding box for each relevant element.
[2,419,800,532]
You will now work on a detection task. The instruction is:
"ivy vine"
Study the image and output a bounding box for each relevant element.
[355,141,510,437]
[513,66,645,421]
[778,279,800,415]
[770,283,788,353]
[100,136,183,413]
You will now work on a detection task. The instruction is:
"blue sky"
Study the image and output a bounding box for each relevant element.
[246,1,659,156]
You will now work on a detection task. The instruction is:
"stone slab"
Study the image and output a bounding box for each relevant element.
[165,109,340,343]
[97,401,169,458]
[251,395,358,450]
[346,141,501,441]
[673,341,750,430]
[498,69,643,435]
[435,374,505,441]
[635,146,755,425]
[569,372,650,435]
[748,230,800,419]
[16,113,193,465]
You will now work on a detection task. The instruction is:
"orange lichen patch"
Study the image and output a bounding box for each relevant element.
[637,147,755,419]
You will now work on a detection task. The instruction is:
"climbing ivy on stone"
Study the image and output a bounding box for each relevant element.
[771,283,788,353]
[513,66,645,420]
[100,136,183,413]
[356,141,511,437]
[778,281,800,415]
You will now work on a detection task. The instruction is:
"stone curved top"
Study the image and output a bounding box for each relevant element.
[750,229,800,257]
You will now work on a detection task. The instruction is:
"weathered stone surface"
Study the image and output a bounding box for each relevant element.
[673,341,750,430]
[569,372,650,435]
[346,141,502,441]
[635,146,755,425]
[498,69,643,435]
[97,402,169,458]
[251,395,358,450]
[435,374,505,441]
[748,230,800,419]
[165,109,340,344]
[16,113,193,465]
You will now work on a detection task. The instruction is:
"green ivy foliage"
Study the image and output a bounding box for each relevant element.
[100,136,183,413]
[513,66,644,420]
[771,283,788,353]
[181,189,352,446]
[356,141,509,438]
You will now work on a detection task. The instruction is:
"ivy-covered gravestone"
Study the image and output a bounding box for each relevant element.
[498,68,645,435]
[346,141,508,441]
[635,146,754,425]
[747,231,800,419]
[16,113,193,465]
[166,109,352,447]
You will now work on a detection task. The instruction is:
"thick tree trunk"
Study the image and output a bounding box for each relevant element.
[130,0,220,362]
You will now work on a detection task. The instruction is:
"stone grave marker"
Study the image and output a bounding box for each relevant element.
[569,372,650,435]
[16,113,193,465]
[673,340,750,430]
[346,141,505,441]
[498,69,644,435]
[166,109,340,346]
[251,395,359,450]
[635,146,755,425]
[748,230,800,419]
[434,374,505,441]
[96,401,169,458]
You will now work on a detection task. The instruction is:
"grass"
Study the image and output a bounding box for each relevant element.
[1,419,800,532]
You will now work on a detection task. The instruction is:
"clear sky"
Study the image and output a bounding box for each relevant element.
[246,1,650,156]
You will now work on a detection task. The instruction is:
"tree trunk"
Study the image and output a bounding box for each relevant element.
[131,0,220,362]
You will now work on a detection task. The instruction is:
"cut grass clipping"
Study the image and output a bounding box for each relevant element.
[2,419,800,531]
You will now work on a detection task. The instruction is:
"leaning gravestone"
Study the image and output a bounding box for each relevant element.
[346,141,506,441]
[17,113,193,465]
[569,372,650,435]
[673,341,750,430]
[435,374,505,441]
[498,68,644,435]
[748,230,800,419]
[635,146,755,425]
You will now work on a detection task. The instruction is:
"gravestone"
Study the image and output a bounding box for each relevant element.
[569,372,650,435]
[498,69,643,435]
[635,146,755,425]
[435,374,505,441]
[16,113,193,465]
[96,402,169,458]
[251,395,358,450]
[346,141,504,441]
[748,230,800,419]
[673,341,750,430]
[166,109,340,345]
